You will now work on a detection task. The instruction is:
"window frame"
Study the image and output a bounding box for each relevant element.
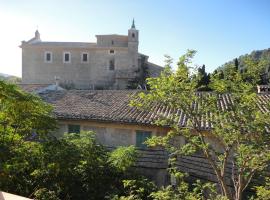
[44,51,52,63]
[109,49,115,54]
[109,59,115,70]
[68,124,80,134]
[63,51,71,63]
[81,52,89,63]
[136,130,152,148]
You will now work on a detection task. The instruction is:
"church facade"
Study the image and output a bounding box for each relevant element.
[20,21,162,89]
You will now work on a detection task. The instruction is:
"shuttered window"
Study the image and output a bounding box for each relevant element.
[136,130,151,148]
[68,124,80,134]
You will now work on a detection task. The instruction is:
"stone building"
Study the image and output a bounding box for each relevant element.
[20,20,162,89]
[19,85,270,187]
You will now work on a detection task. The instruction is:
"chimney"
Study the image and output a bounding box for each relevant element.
[35,30,40,40]
[55,76,60,90]
[257,85,270,93]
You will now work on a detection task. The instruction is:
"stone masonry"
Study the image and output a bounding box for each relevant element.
[20,20,162,89]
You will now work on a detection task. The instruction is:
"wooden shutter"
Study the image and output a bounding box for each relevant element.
[136,131,151,148]
[68,124,80,134]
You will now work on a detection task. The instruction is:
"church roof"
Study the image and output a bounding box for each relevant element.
[25,42,96,48]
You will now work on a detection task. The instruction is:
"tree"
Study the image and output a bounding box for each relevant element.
[0,80,142,199]
[127,56,150,90]
[196,64,211,91]
[234,58,239,71]
[0,80,56,145]
[0,80,57,197]
[131,50,270,200]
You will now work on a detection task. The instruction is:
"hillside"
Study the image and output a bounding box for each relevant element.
[220,48,270,71]
[0,73,21,83]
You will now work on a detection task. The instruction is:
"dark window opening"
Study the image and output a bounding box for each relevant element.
[64,53,70,62]
[132,33,135,38]
[111,40,114,45]
[82,53,88,62]
[46,53,51,61]
[109,59,115,70]
[136,131,152,148]
[68,124,80,134]
[109,49,114,54]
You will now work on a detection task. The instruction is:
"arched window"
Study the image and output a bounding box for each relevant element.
[132,33,135,38]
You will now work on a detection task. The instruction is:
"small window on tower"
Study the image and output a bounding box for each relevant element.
[44,51,52,63]
[63,52,71,63]
[109,59,115,70]
[81,52,89,63]
[132,33,135,38]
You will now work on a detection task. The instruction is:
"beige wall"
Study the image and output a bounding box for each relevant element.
[56,120,169,147]
[22,45,138,89]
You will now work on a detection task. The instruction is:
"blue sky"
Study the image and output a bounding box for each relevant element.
[0,0,269,76]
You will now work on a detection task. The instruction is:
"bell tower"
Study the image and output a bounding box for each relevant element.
[128,19,139,53]
[128,19,139,70]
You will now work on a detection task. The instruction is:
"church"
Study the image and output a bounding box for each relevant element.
[20,20,162,89]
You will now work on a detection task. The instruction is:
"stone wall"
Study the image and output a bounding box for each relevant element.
[21,45,137,89]
[56,120,168,147]
[55,120,229,187]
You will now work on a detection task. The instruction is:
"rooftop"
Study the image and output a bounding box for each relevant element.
[37,89,270,129]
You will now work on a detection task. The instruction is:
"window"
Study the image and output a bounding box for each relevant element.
[68,124,80,134]
[81,52,89,63]
[109,49,115,54]
[132,33,135,38]
[44,51,52,63]
[111,40,114,45]
[63,52,71,63]
[109,59,115,70]
[136,130,152,148]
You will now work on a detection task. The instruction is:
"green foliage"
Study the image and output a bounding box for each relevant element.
[131,50,270,200]
[0,80,142,200]
[109,145,138,172]
[196,64,211,91]
[219,49,270,84]
[253,178,270,200]
[0,80,56,145]
[127,56,150,89]
[112,178,157,200]
[0,74,21,84]
[34,188,60,200]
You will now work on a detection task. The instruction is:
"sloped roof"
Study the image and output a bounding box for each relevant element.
[27,42,96,48]
[19,84,50,93]
[38,90,270,129]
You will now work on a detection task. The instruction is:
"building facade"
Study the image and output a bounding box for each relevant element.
[20,21,162,89]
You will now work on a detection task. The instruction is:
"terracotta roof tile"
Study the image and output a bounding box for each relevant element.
[38,90,270,129]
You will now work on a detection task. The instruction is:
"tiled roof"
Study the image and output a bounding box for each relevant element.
[38,90,270,128]
[19,84,51,93]
[29,42,96,48]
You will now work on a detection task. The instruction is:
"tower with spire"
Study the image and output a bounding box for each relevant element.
[128,19,139,68]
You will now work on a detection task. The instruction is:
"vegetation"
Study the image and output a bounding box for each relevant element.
[0,80,143,200]
[219,48,270,84]
[1,48,270,199]
[196,64,211,91]
[0,73,21,84]
[127,56,150,90]
[131,50,270,200]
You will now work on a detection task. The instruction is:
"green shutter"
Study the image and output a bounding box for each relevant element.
[68,124,80,134]
[136,131,151,148]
